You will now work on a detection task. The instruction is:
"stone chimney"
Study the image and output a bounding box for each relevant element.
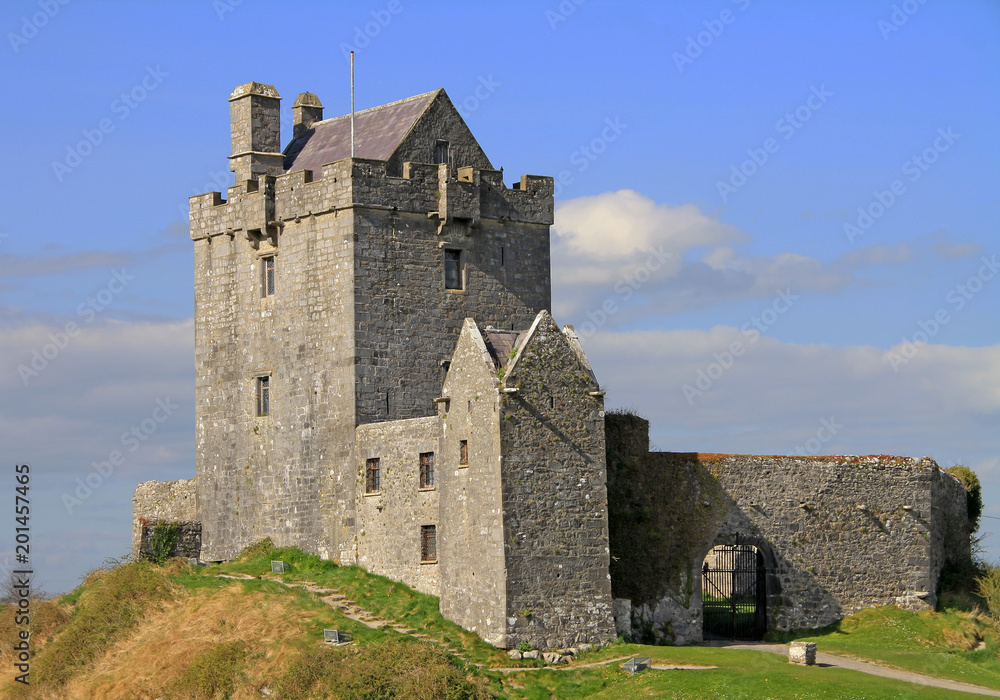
[228,82,283,183]
[292,92,324,140]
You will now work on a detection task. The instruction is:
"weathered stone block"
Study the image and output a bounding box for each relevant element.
[788,641,817,665]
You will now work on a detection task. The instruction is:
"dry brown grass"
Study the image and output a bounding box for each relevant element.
[56,583,321,699]
[0,598,70,669]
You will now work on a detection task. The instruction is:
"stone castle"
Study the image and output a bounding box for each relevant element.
[134,82,972,649]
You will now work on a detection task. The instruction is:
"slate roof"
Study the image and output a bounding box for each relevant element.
[482,329,524,370]
[283,89,440,174]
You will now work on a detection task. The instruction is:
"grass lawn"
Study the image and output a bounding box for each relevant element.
[19,542,999,699]
[499,644,980,699]
[779,605,1000,692]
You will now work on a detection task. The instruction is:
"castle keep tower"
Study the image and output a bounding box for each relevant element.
[172,81,616,648]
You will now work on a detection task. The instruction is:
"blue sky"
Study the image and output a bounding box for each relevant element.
[1,0,997,593]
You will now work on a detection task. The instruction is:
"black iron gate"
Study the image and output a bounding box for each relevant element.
[701,539,767,640]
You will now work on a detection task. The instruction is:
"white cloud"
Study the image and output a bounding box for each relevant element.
[581,328,1000,546]
[553,189,746,261]
[551,190,915,324]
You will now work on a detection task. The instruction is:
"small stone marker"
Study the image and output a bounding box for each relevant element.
[621,656,652,675]
[323,629,353,644]
[788,641,817,665]
[270,560,285,574]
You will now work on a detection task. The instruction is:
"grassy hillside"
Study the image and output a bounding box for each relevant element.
[4,543,1000,699]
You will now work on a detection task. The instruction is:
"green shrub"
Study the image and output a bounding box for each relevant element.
[947,465,983,533]
[150,521,181,563]
[976,565,1000,622]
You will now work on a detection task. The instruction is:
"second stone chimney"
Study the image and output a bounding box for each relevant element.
[228,82,283,183]
[292,92,324,140]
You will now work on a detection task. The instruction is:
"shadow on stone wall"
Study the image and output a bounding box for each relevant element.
[606,413,846,644]
[137,521,202,561]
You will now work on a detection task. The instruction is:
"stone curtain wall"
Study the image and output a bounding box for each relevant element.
[605,415,731,644]
[498,314,616,650]
[930,469,973,590]
[132,479,199,559]
[354,416,441,596]
[605,415,971,644]
[708,453,952,615]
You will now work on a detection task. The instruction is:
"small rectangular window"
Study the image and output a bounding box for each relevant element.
[421,525,437,561]
[365,458,381,493]
[434,140,449,165]
[256,376,270,416]
[261,256,276,297]
[419,452,435,488]
[459,440,468,466]
[444,249,463,290]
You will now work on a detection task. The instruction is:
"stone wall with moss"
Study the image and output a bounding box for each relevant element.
[132,479,199,560]
[605,414,971,644]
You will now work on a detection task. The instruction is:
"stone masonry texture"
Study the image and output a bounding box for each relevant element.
[605,414,971,645]
[132,81,972,651]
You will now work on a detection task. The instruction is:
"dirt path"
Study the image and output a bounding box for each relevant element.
[711,642,1000,697]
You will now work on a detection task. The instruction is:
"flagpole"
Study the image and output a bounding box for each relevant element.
[350,51,355,158]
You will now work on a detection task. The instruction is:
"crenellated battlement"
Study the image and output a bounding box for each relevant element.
[190,159,552,241]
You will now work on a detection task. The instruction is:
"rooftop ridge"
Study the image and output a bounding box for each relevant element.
[308,88,441,127]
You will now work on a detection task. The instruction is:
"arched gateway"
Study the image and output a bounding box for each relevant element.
[701,536,768,640]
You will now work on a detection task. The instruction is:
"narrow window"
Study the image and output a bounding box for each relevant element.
[421,525,437,562]
[419,452,435,488]
[459,440,468,466]
[444,249,463,290]
[261,256,276,297]
[256,376,270,416]
[440,360,451,385]
[434,140,449,165]
[549,396,555,409]
[500,245,505,267]
[365,458,381,493]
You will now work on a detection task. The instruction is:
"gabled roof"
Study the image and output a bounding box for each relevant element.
[481,329,524,371]
[283,89,440,173]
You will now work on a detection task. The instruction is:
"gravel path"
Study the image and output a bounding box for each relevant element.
[709,641,1000,697]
